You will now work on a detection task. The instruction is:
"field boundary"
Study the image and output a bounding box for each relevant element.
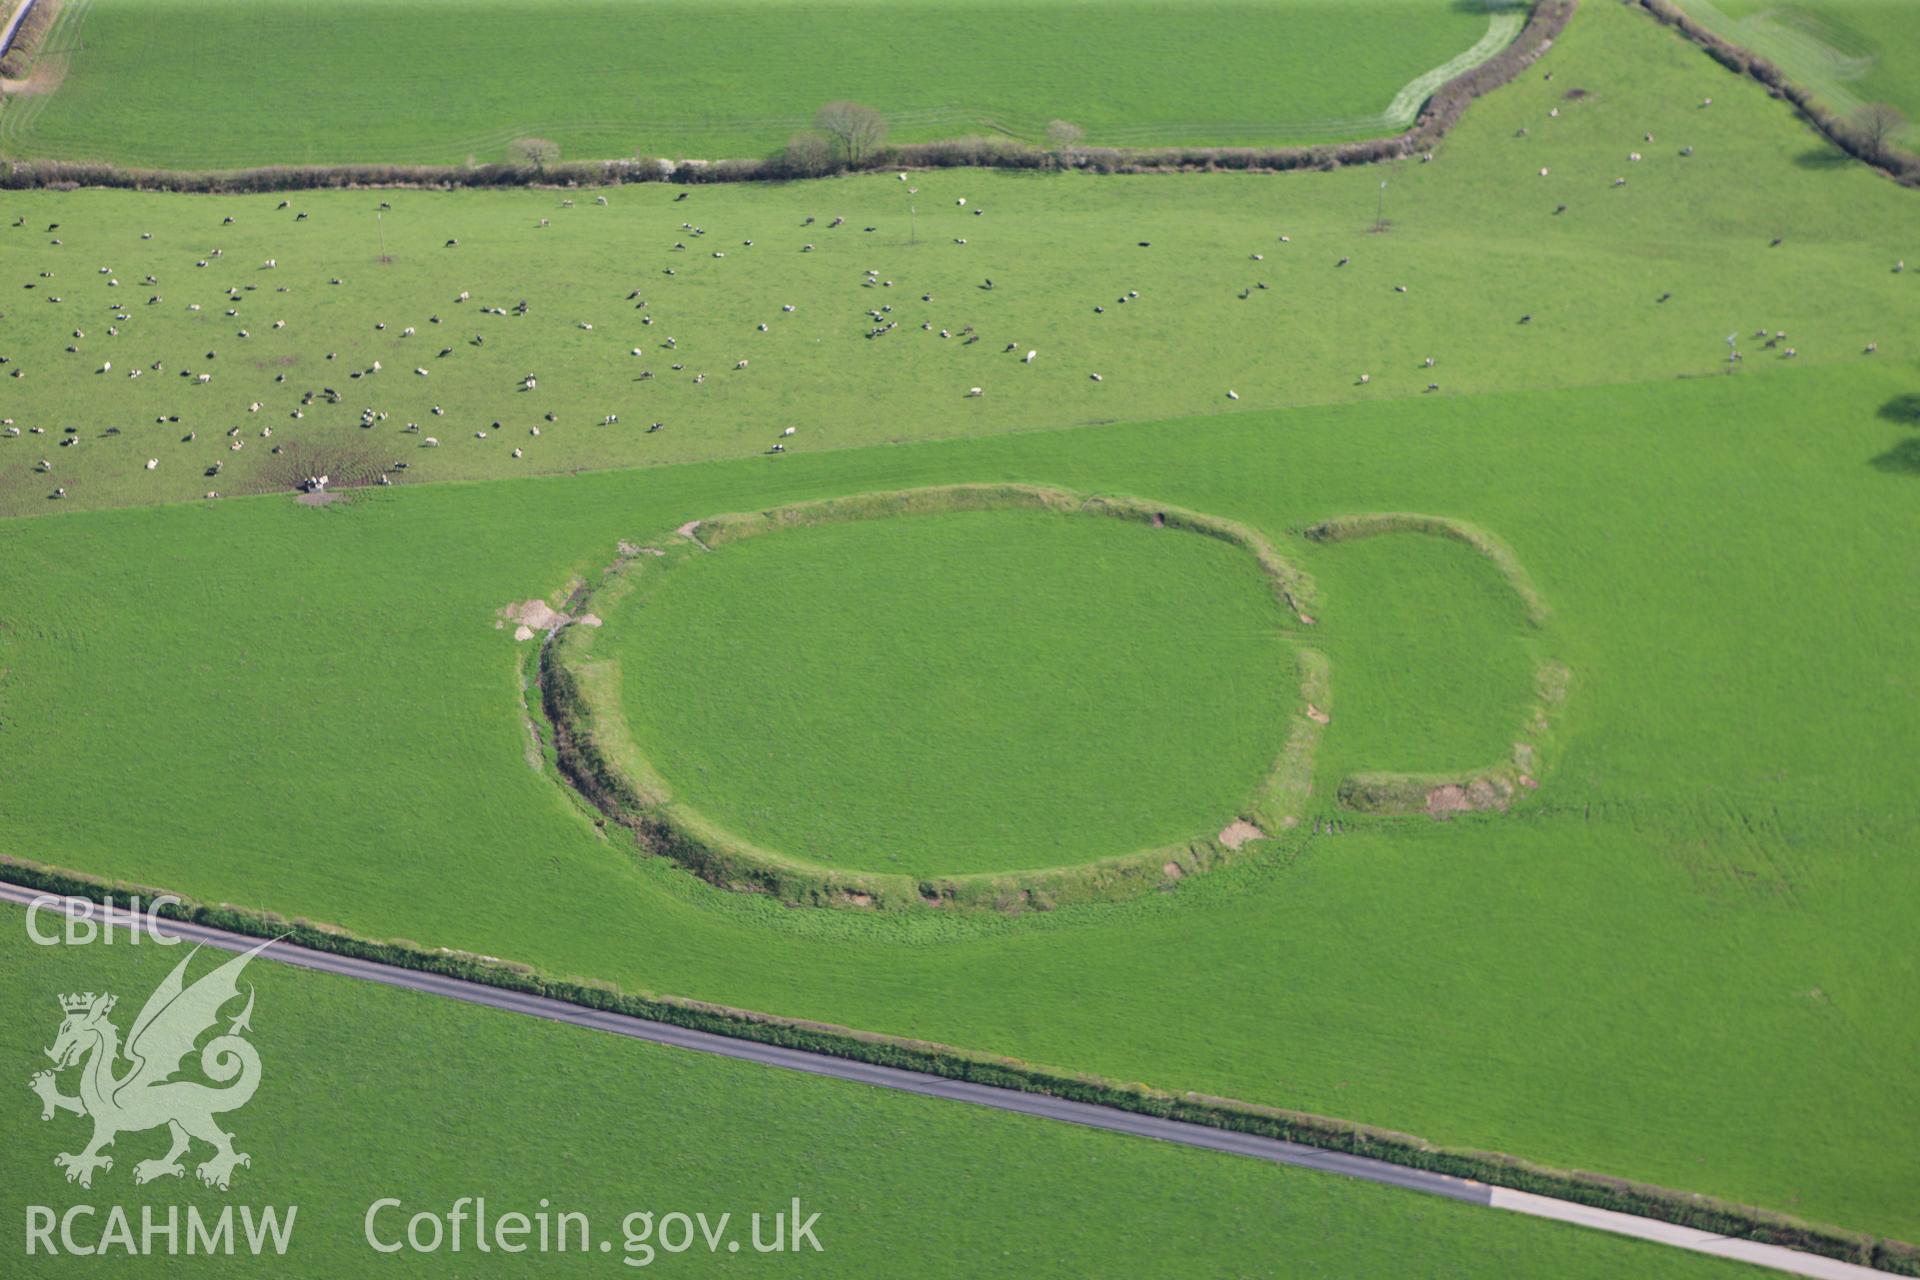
[546,483,1324,912]
[0,0,82,157]
[0,0,40,69]
[1626,0,1918,185]
[2,1,1909,189]
[0,2,1576,190]
[1,861,1912,1274]
[1379,7,1528,132]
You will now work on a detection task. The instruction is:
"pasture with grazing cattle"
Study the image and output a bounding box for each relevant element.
[1,0,1916,1275]
[0,14,1912,520]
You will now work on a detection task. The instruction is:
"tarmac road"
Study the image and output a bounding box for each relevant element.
[0,883,1887,1278]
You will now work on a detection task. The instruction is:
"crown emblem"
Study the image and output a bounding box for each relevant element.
[36,942,271,1192]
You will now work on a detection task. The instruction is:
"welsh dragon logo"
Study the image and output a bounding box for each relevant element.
[29,941,272,1191]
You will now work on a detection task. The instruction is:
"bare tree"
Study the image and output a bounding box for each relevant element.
[1045,119,1085,167]
[508,137,561,171]
[782,131,835,178]
[814,101,888,169]
[1852,102,1906,162]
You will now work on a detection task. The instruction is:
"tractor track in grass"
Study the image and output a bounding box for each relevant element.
[0,886,1891,1279]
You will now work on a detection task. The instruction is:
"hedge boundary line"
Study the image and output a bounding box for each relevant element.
[0,0,47,79]
[2,854,1913,1274]
[6,3,1908,192]
[547,483,1324,913]
[1303,514,1570,819]
[0,2,1575,191]
[1628,0,1919,186]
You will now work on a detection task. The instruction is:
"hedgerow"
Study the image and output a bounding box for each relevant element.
[6,3,1907,191]
[3,853,1912,1274]
[0,0,53,80]
[1629,0,1919,185]
[0,3,1576,190]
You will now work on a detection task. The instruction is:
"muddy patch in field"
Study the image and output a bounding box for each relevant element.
[253,441,389,494]
[1424,778,1509,821]
[1425,785,1472,820]
[500,598,569,635]
[1217,819,1265,850]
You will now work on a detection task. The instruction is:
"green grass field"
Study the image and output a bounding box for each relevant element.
[1302,530,1540,783]
[0,0,1917,1268]
[2,926,1755,1277]
[1673,0,1920,144]
[0,0,1505,168]
[0,1,1909,520]
[3,363,1915,1241]
[608,505,1293,877]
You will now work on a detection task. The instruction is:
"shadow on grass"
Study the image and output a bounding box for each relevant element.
[1869,438,1920,476]
[1877,393,1920,427]
[1792,147,1853,170]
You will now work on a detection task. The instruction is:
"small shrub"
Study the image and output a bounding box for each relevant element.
[814,100,888,168]
[780,130,835,178]
[507,137,560,170]
[1853,102,1908,164]
[1044,118,1084,167]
